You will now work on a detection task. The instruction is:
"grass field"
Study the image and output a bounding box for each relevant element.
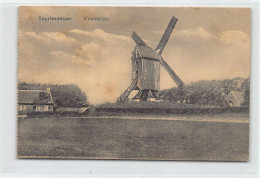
[17,113,249,161]
[95,101,249,115]
[96,101,217,109]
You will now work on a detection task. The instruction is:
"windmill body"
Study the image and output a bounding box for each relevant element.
[117,16,184,102]
[132,46,160,91]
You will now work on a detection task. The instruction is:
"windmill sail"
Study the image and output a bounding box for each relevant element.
[131,31,148,47]
[155,16,178,55]
[160,57,184,89]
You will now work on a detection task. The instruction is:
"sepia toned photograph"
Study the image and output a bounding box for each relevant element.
[17,6,250,161]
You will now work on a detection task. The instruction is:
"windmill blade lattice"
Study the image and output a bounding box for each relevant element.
[160,56,184,89]
[155,16,178,55]
[131,31,149,47]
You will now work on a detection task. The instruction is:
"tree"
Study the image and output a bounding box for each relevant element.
[159,77,250,107]
[33,92,50,104]
[241,78,250,107]
[18,83,88,107]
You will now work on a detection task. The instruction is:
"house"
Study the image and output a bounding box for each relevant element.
[18,88,54,113]
[226,91,245,107]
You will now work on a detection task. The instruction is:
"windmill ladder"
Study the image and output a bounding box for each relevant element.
[117,78,138,102]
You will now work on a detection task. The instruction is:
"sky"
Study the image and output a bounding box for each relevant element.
[18,7,251,105]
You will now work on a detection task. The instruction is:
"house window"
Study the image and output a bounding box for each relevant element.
[135,60,138,66]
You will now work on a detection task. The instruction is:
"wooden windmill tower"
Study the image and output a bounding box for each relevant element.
[117,16,184,102]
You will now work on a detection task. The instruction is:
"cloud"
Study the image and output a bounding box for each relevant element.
[159,27,250,89]
[175,27,217,41]
[19,26,250,105]
[70,29,132,44]
[19,28,134,105]
[218,30,250,48]
[173,27,250,49]
[25,31,78,44]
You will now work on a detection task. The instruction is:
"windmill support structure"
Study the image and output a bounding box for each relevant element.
[132,89,159,101]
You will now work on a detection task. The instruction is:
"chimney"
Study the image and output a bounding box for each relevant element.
[46,88,51,93]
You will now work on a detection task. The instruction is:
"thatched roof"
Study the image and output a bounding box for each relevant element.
[18,90,53,105]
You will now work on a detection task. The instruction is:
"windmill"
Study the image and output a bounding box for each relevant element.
[117,16,184,102]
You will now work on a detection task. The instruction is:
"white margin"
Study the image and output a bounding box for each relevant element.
[0,1,259,178]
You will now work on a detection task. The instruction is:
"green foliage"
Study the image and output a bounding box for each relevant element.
[33,92,50,104]
[159,77,250,107]
[18,83,88,107]
[241,78,250,107]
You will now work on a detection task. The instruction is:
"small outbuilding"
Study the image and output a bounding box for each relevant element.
[18,88,54,113]
[226,91,245,107]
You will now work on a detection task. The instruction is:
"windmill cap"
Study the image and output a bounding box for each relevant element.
[136,45,160,61]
